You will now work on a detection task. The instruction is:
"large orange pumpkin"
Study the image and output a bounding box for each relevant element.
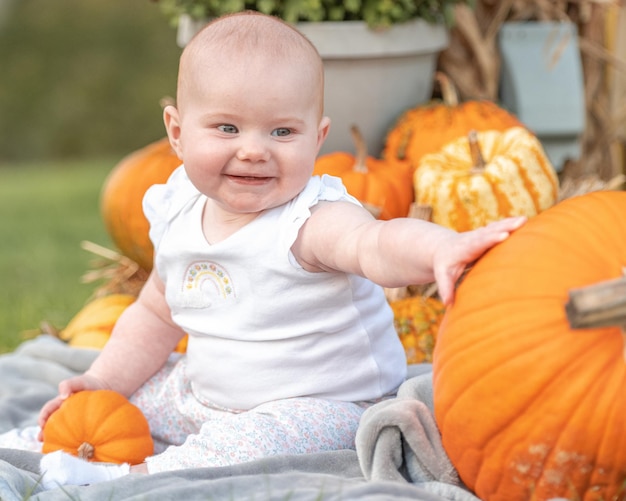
[100,137,181,272]
[415,127,559,232]
[433,190,626,501]
[384,72,524,172]
[314,126,413,220]
[42,390,154,465]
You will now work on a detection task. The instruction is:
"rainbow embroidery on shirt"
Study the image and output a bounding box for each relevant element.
[179,261,235,308]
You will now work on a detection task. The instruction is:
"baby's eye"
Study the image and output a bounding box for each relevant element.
[271,128,292,137]
[218,124,238,134]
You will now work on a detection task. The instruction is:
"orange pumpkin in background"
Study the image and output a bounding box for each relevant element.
[383,72,525,172]
[100,137,181,272]
[42,390,154,465]
[433,190,626,501]
[314,126,413,220]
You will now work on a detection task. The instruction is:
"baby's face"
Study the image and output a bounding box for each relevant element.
[170,53,329,217]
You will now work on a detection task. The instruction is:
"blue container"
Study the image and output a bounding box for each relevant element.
[499,21,585,171]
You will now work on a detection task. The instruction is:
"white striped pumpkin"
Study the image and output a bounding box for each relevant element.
[414,127,559,232]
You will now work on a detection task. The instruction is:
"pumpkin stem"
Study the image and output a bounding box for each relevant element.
[565,275,626,362]
[468,130,485,173]
[77,442,95,461]
[350,125,368,174]
[435,72,459,107]
[565,276,626,329]
[408,203,433,222]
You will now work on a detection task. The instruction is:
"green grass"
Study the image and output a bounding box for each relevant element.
[0,159,116,353]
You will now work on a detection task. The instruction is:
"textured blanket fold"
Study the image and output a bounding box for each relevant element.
[356,370,478,501]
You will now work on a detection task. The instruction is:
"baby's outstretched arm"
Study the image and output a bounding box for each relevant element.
[38,271,186,434]
[294,201,525,305]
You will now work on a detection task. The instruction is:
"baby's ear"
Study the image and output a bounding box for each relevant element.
[316,116,331,152]
[163,105,183,159]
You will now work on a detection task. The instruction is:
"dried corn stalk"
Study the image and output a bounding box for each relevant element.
[438,0,626,181]
[80,241,149,298]
[558,173,626,200]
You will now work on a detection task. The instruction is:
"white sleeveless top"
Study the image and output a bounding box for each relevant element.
[143,166,406,410]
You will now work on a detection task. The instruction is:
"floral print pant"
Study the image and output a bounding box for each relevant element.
[131,355,374,473]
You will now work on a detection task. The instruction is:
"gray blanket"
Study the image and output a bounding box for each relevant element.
[0,336,479,501]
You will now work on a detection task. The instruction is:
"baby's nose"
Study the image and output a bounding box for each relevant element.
[236,134,270,162]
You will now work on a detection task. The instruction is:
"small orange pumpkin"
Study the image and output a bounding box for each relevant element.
[100,137,181,272]
[313,126,413,220]
[42,390,154,465]
[433,190,626,501]
[384,72,525,172]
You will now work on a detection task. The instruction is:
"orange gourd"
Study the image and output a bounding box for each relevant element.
[42,390,154,465]
[415,127,559,232]
[314,126,413,220]
[384,72,524,172]
[100,137,181,272]
[433,190,626,501]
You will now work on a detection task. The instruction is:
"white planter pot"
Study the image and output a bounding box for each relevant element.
[177,16,448,156]
[298,20,448,156]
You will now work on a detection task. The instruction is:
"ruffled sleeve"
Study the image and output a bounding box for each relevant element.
[142,166,201,251]
[312,174,360,205]
[282,174,361,264]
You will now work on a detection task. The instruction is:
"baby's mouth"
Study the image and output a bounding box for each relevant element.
[227,174,272,183]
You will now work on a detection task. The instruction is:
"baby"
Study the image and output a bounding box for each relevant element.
[37,11,525,488]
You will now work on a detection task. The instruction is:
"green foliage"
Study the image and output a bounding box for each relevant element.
[0,0,181,163]
[0,159,114,353]
[156,0,470,28]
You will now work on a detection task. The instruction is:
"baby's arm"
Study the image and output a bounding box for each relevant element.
[84,271,185,394]
[38,271,185,430]
[293,201,525,305]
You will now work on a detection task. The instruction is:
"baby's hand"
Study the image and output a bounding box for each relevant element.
[37,374,108,441]
[434,216,526,305]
